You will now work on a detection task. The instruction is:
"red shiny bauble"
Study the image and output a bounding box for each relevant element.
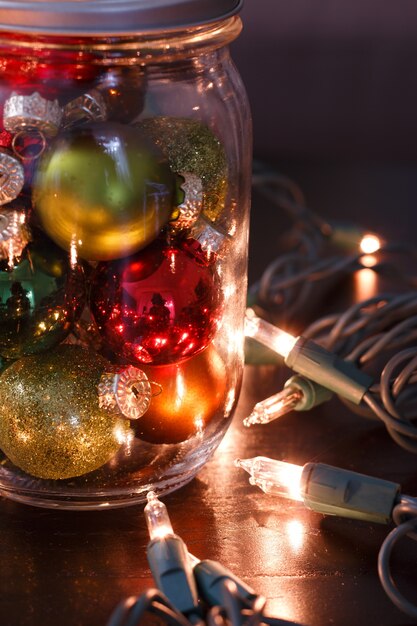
[0,128,12,149]
[0,46,99,90]
[90,238,223,365]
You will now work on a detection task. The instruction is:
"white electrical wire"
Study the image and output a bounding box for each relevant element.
[250,164,417,322]
[378,496,417,620]
[250,166,417,452]
[247,166,417,619]
[299,293,417,453]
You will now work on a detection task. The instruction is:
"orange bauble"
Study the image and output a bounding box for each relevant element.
[136,344,227,444]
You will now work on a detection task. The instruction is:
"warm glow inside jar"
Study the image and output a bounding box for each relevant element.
[0,0,251,508]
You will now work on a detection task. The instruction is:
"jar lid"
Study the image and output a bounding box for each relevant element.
[0,0,243,35]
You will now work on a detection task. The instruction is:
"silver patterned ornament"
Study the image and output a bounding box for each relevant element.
[98,365,152,420]
[169,172,203,234]
[0,151,25,205]
[189,213,229,261]
[0,208,30,267]
[62,89,108,128]
[3,92,63,136]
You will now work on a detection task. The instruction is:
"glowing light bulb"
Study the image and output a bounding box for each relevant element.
[244,387,303,427]
[245,308,298,359]
[237,457,400,525]
[144,491,175,540]
[359,234,381,254]
[235,457,303,501]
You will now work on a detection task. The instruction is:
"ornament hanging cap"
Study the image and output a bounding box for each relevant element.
[0,209,30,266]
[4,92,62,137]
[0,0,243,35]
[169,172,203,233]
[62,90,107,129]
[98,365,160,421]
[0,151,24,206]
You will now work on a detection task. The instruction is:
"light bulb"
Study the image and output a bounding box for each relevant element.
[245,311,372,406]
[237,456,401,525]
[359,234,381,254]
[245,308,298,359]
[244,376,333,428]
[235,457,303,501]
[144,491,175,540]
[243,387,303,427]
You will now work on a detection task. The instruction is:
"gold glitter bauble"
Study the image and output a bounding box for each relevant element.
[0,345,131,479]
[136,344,227,444]
[136,117,228,222]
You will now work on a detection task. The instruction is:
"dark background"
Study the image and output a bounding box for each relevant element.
[233,0,417,161]
[231,1,417,285]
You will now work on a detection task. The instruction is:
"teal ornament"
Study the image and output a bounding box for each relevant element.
[0,230,86,359]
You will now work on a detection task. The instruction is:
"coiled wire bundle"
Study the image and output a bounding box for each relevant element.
[250,163,417,453]
[302,292,417,453]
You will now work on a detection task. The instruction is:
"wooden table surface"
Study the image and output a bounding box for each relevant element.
[2,161,417,626]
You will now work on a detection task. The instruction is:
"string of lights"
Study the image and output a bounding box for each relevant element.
[106,492,302,626]
[246,165,417,453]
[250,161,417,323]
[244,304,417,453]
[240,165,417,619]
[236,456,417,620]
[107,166,417,625]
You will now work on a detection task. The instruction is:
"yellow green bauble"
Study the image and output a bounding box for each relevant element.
[33,123,176,261]
[0,345,131,479]
[136,117,228,222]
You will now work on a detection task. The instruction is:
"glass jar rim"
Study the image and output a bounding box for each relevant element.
[0,0,243,35]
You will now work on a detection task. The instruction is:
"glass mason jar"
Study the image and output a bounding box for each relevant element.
[0,0,251,509]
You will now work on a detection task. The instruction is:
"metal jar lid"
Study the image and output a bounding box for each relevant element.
[0,0,243,35]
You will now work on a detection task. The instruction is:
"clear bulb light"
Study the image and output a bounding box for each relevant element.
[144,491,175,541]
[235,457,303,501]
[243,387,303,427]
[359,233,381,254]
[245,308,298,359]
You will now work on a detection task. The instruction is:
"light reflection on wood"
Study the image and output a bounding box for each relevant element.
[355,257,378,303]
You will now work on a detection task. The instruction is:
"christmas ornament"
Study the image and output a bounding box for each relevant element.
[168,172,203,234]
[0,150,25,205]
[0,231,85,359]
[0,47,100,89]
[33,122,176,261]
[0,127,13,150]
[62,89,107,128]
[95,66,146,122]
[0,345,132,479]
[3,91,63,136]
[98,364,153,420]
[65,309,103,352]
[34,49,102,85]
[137,116,228,221]
[90,238,222,365]
[181,214,229,266]
[135,344,227,444]
[11,129,47,163]
[0,356,10,373]
[10,129,47,191]
[0,208,31,268]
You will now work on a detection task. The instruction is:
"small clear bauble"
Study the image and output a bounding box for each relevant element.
[0,4,251,508]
